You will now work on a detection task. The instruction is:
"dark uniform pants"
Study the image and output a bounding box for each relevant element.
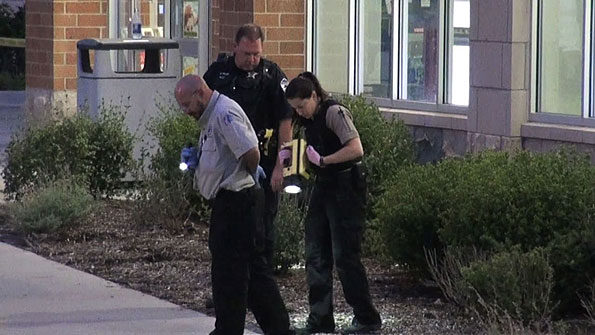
[304,166,381,330]
[209,186,291,335]
[262,162,280,267]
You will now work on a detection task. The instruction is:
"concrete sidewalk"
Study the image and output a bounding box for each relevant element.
[0,242,258,334]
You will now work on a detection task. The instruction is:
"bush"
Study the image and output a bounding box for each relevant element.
[133,102,207,227]
[273,191,309,273]
[11,180,94,234]
[461,247,555,327]
[377,149,595,313]
[339,95,415,258]
[2,105,134,200]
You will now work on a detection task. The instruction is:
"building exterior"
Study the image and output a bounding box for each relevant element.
[24,0,595,162]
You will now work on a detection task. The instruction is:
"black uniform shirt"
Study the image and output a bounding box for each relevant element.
[203,55,292,135]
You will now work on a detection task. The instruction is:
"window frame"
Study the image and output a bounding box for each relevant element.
[530,0,595,127]
[309,0,469,115]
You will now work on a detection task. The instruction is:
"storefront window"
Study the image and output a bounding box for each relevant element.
[448,0,469,106]
[360,0,393,98]
[403,0,439,102]
[314,0,350,94]
[538,0,584,116]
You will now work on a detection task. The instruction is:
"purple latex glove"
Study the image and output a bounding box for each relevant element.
[306,145,322,166]
[278,148,292,167]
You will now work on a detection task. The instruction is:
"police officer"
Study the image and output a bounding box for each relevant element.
[203,23,292,267]
[284,72,382,335]
[175,75,293,335]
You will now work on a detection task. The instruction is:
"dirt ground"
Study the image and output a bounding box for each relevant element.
[0,200,480,334]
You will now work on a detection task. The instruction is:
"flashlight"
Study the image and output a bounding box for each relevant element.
[280,138,310,194]
[180,143,198,171]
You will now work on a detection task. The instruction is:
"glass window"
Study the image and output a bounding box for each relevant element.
[312,0,470,109]
[314,0,350,94]
[448,0,469,106]
[538,0,584,116]
[402,0,439,102]
[360,0,393,98]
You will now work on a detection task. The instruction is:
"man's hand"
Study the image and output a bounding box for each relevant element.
[180,146,198,170]
[306,145,323,167]
[270,163,284,192]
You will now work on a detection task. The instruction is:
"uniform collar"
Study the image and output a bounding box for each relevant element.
[231,57,264,74]
[198,91,221,128]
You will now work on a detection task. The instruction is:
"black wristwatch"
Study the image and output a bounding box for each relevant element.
[319,156,325,167]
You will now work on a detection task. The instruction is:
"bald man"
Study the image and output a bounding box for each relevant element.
[175,75,294,335]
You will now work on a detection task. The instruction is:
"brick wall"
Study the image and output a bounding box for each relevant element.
[209,0,305,79]
[26,1,53,90]
[210,0,253,60]
[26,0,107,91]
[254,0,305,79]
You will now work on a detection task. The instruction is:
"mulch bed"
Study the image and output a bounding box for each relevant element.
[0,200,479,334]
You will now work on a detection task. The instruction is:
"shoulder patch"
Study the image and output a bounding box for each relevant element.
[223,113,234,126]
[280,78,289,92]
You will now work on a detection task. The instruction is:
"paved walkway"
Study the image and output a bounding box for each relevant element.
[0,92,258,334]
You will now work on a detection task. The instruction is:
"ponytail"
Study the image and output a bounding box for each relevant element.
[285,71,328,101]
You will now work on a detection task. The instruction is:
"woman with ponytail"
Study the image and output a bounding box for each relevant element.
[284,72,381,334]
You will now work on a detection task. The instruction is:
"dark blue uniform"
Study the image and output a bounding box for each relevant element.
[300,99,381,333]
[204,54,292,267]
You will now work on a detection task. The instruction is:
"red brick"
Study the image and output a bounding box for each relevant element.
[66,78,78,90]
[254,0,266,12]
[54,78,65,90]
[262,41,279,55]
[53,53,65,65]
[53,3,65,14]
[285,68,304,80]
[280,14,304,27]
[254,13,279,27]
[267,0,304,13]
[65,27,101,40]
[28,13,41,25]
[66,52,78,65]
[54,40,77,53]
[78,14,107,27]
[55,65,77,78]
[54,28,65,39]
[280,41,303,54]
[266,28,303,41]
[269,55,303,68]
[66,2,101,14]
[55,14,77,27]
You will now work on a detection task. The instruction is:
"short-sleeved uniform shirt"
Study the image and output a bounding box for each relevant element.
[203,56,292,153]
[325,104,359,145]
[194,91,259,200]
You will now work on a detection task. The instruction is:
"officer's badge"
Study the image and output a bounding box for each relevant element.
[280,78,289,92]
[218,72,229,80]
[247,71,259,79]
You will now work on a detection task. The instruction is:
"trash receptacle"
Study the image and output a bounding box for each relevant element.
[77,38,181,168]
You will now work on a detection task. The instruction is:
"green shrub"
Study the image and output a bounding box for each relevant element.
[133,102,207,227]
[273,191,308,273]
[376,149,595,313]
[461,247,555,327]
[339,95,415,258]
[11,180,94,234]
[2,105,134,200]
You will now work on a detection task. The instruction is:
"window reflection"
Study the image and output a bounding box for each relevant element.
[539,0,584,116]
[361,0,392,98]
[315,0,349,93]
[449,0,469,106]
[404,0,439,102]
